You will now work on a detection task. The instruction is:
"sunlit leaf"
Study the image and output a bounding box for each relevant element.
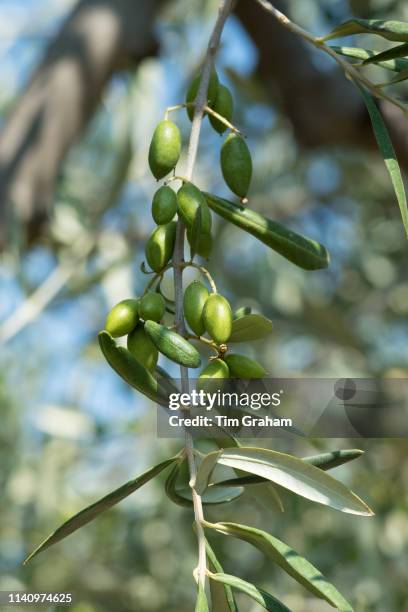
[206,540,238,612]
[205,522,353,610]
[229,314,273,342]
[24,455,179,564]
[356,84,408,237]
[197,447,373,515]
[362,42,408,65]
[330,45,408,72]
[208,573,291,612]
[322,19,408,43]
[213,449,365,489]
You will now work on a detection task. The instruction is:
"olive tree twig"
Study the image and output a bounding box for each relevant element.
[171,0,236,590]
[255,0,408,116]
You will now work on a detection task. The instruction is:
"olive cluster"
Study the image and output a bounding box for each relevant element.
[101,68,266,393]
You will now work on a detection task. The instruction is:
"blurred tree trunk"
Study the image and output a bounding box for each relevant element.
[0,0,161,247]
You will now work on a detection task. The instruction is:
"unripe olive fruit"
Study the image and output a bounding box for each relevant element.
[127,324,158,372]
[224,354,266,379]
[202,294,233,344]
[186,68,219,121]
[105,299,139,338]
[148,120,181,180]
[139,293,166,322]
[199,358,230,379]
[177,182,212,233]
[144,321,201,368]
[220,133,252,199]
[209,84,234,134]
[152,186,177,225]
[183,280,210,336]
[145,221,177,272]
[197,358,230,392]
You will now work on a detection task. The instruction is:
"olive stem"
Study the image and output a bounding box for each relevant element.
[164,103,191,119]
[171,0,235,590]
[255,0,408,116]
[183,261,217,293]
[203,104,242,134]
[186,334,219,355]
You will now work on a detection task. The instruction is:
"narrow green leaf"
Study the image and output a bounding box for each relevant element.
[233,305,252,319]
[205,192,330,270]
[206,540,238,612]
[362,42,408,65]
[249,482,285,513]
[99,331,160,403]
[357,84,408,237]
[330,45,408,72]
[165,458,243,507]
[229,314,273,342]
[206,522,353,611]
[381,67,408,85]
[331,45,408,72]
[195,582,209,612]
[322,19,408,43]
[213,449,364,488]
[304,449,364,470]
[208,573,292,612]
[196,450,222,494]
[24,456,179,564]
[197,447,373,515]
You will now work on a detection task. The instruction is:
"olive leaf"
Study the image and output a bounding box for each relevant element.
[361,42,408,65]
[212,449,364,490]
[165,459,243,507]
[197,447,373,515]
[380,68,408,86]
[196,450,222,494]
[330,45,408,72]
[205,192,329,270]
[208,573,291,612]
[356,84,408,237]
[205,539,238,612]
[24,455,179,564]
[233,305,252,319]
[205,522,353,611]
[321,19,408,43]
[229,313,273,342]
[140,261,155,275]
[99,331,169,405]
[248,482,285,513]
[195,582,209,612]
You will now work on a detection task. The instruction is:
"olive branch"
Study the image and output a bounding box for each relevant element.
[26,2,408,610]
[171,0,236,590]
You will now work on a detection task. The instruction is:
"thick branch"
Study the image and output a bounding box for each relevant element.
[0,0,161,247]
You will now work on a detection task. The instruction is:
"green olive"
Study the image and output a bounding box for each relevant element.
[139,293,166,322]
[105,299,139,338]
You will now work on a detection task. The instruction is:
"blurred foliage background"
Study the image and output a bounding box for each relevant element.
[0,0,407,611]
